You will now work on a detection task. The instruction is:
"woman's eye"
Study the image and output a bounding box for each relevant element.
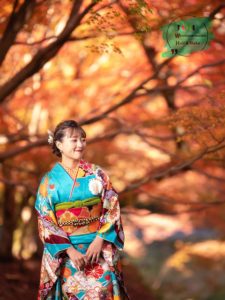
[71,139,86,142]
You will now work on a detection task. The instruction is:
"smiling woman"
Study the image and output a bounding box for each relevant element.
[35,120,130,300]
[51,121,87,161]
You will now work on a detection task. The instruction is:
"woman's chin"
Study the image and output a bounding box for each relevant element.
[73,152,83,159]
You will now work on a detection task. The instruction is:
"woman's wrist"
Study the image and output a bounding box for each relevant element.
[66,246,74,255]
[95,235,104,244]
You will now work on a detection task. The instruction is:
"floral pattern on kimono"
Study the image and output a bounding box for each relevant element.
[35,159,130,300]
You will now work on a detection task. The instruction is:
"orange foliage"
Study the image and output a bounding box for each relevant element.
[0,0,225,254]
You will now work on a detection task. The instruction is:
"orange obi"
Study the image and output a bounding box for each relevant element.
[55,197,102,235]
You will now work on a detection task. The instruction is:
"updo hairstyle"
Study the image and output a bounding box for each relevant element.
[50,120,86,157]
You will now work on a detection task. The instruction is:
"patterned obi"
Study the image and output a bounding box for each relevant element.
[55,196,102,235]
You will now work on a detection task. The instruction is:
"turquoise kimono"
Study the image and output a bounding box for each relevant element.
[35,159,130,300]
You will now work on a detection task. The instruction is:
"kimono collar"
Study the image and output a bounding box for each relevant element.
[79,158,94,175]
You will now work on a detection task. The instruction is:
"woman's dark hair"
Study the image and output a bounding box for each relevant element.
[52,120,86,157]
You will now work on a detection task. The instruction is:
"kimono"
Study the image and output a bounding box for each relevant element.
[35,158,130,300]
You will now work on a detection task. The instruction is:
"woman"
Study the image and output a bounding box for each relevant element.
[35,120,130,300]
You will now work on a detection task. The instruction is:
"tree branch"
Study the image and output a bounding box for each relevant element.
[0,0,36,66]
[0,0,95,103]
[177,59,225,86]
[120,137,225,194]
[0,177,35,195]
[80,58,173,125]
[147,193,225,206]
[192,166,225,182]
[209,4,225,19]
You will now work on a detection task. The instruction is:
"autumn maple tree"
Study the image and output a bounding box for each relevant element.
[0,0,225,260]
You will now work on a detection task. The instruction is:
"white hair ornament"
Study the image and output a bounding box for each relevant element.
[47,129,54,145]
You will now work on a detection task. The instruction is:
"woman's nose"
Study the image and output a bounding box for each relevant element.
[77,139,85,147]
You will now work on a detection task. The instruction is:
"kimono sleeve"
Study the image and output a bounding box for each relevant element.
[35,173,72,258]
[96,167,125,251]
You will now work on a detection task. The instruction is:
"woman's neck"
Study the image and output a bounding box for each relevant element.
[60,157,81,169]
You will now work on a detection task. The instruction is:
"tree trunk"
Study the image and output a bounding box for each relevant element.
[0,164,15,261]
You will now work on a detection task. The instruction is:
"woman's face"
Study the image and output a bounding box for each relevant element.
[56,128,87,161]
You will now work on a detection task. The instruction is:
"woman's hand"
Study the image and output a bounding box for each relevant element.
[85,236,104,264]
[66,246,87,271]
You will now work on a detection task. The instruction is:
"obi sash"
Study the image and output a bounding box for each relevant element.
[55,196,102,235]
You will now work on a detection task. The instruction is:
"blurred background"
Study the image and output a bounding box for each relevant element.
[0,1,225,299]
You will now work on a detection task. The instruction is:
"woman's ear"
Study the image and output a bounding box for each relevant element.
[56,141,62,152]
